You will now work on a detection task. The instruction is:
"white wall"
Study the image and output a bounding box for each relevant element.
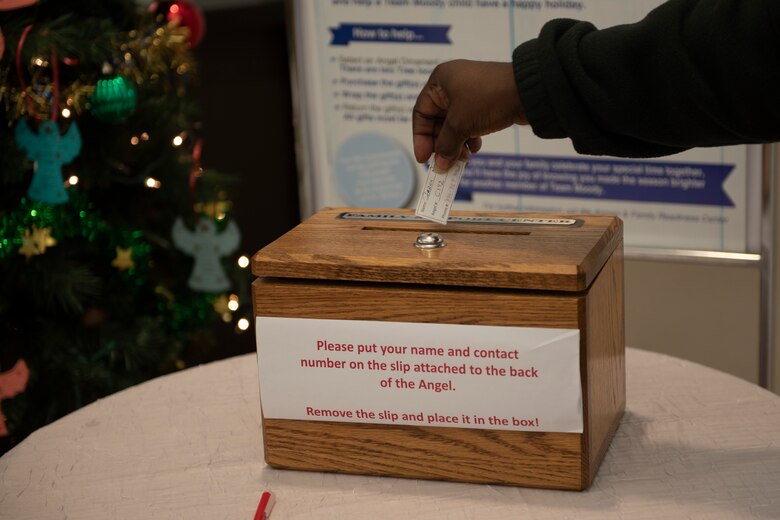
[625,259,762,386]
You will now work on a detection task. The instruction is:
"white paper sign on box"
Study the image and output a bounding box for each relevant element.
[256,316,583,433]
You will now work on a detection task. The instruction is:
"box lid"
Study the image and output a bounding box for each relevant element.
[252,208,622,292]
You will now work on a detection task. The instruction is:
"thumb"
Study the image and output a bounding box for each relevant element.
[434,154,455,173]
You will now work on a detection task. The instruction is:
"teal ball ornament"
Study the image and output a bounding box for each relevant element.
[90,75,137,123]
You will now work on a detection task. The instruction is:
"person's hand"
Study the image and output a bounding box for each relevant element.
[412,60,527,172]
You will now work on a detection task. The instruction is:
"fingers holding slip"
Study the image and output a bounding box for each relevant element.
[412,60,527,171]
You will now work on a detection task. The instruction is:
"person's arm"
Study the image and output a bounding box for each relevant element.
[412,0,780,167]
[515,0,780,157]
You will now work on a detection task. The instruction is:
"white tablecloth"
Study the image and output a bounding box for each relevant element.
[1,348,779,519]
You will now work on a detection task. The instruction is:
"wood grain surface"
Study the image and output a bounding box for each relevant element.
[252,208,623,292]
[581,244,626,486]
[253,278,580,328]
[262,419,583,490]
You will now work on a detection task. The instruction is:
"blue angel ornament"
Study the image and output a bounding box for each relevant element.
[15,119,81,204]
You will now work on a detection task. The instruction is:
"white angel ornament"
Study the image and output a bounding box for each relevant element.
[172,217,240,292]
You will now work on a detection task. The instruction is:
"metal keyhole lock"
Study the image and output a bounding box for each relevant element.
[415,232,446,250]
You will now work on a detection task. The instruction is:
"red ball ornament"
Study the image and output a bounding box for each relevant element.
[149,0,205,47]
[0,0,38,10]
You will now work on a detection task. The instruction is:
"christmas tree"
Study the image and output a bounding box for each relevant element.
[0,0,251,453]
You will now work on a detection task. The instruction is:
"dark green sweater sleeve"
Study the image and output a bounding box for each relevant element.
[513,0,780,157]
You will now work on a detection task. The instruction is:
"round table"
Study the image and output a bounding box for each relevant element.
[1,348,779,519]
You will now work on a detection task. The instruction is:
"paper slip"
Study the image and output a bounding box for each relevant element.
[415,155,466,225]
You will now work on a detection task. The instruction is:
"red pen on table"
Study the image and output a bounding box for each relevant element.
[253,491,275,520]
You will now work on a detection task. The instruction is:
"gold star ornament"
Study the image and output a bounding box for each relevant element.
[18,225,57,260]
[112,246,135,271]
[212,294,230,314]
[193,200,232,219]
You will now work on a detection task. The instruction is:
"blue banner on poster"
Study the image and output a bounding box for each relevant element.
[456,154,735,207]
[330,23,450,46]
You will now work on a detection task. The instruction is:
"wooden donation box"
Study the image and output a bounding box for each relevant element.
[252,208,624,490]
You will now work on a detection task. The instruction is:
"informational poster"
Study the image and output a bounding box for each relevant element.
[291,0,762,253]
[256,316,583,433]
